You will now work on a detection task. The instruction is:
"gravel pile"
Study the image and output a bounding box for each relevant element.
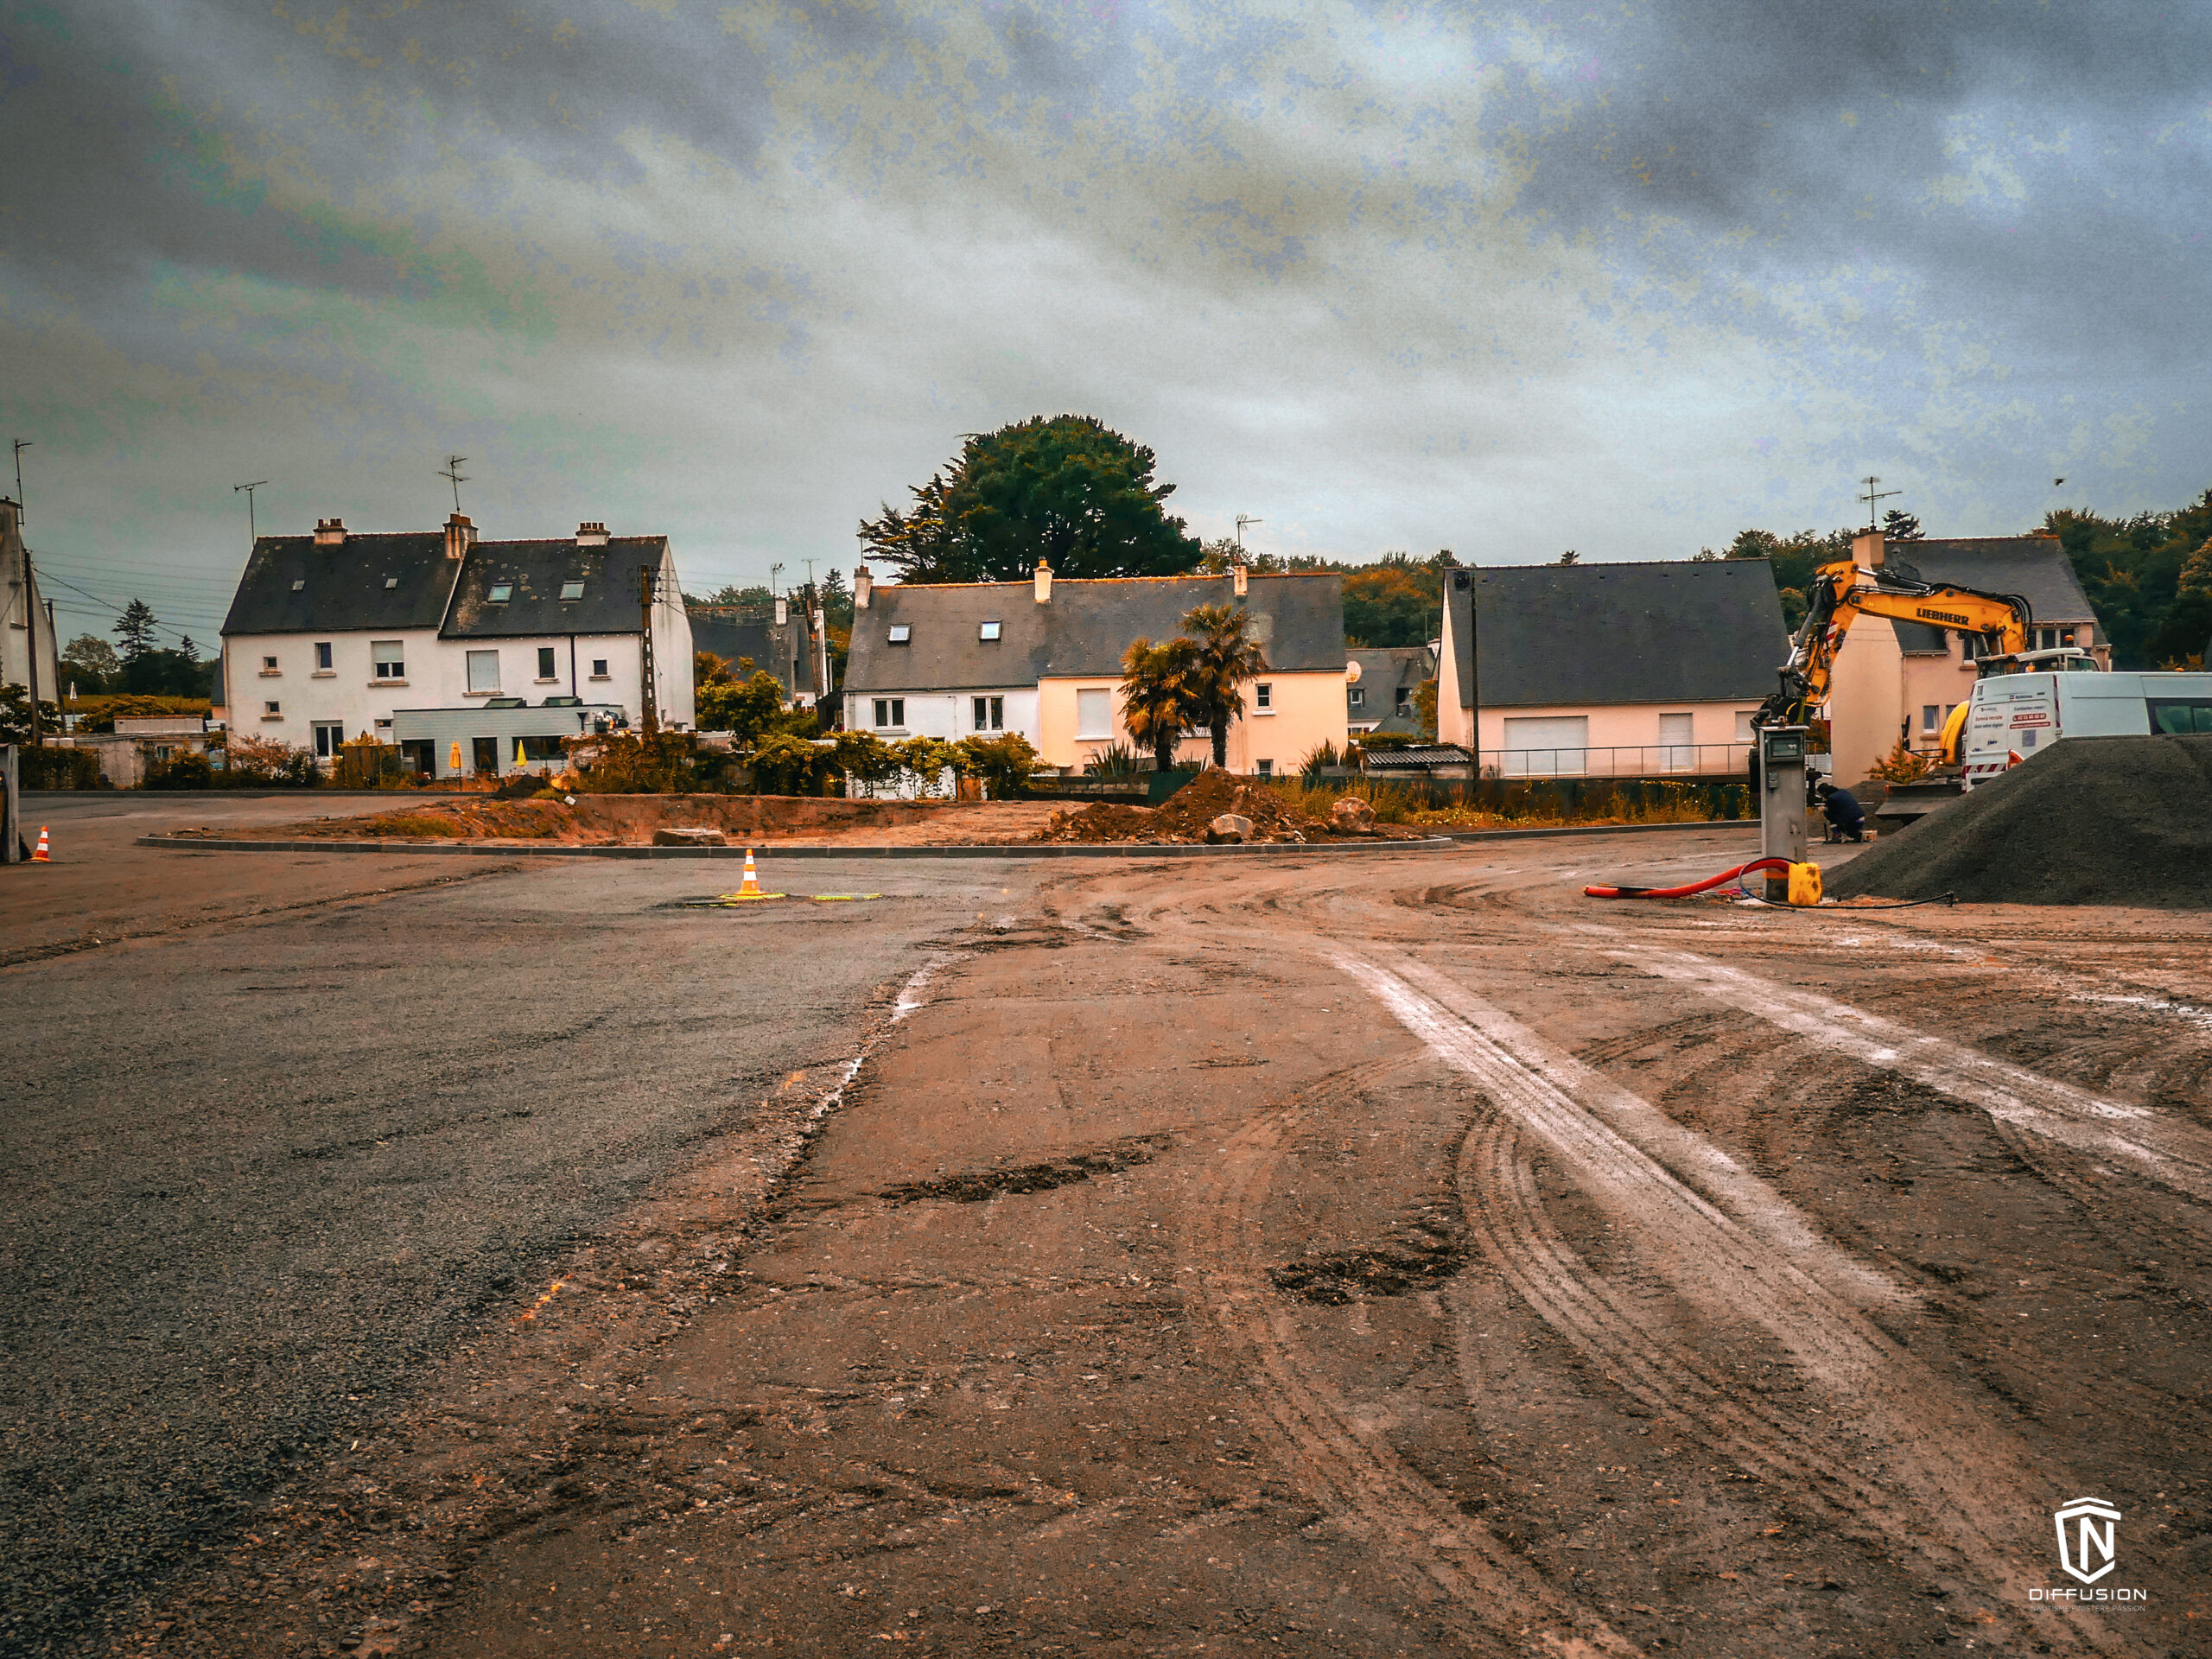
[1828,734,2212,906]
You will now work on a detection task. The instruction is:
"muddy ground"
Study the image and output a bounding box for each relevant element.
[22,823,2212,1656]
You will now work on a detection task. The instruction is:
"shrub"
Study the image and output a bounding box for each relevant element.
[17,746,102,789]
[955,732,1043,797]
[1863,738,1934,785]
[565,731,703,793]
[143,751,215,790]
[750,731,830,795]
[69,694,212,734]
[332,737,409,789]
[222,734,320,786]
[1083,741,1141,779]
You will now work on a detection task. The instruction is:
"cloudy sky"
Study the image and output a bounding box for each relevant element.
[2,1,2206,648]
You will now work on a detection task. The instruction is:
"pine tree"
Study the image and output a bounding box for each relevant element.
[114,599,158,662]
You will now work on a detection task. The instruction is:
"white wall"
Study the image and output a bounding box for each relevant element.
[842,687,1039,744]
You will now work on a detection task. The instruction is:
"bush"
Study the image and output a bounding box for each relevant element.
[143,751,215,790]
[750,731,830,795]
[17,746,102,789]
[222,734,320,786]
[955,732,1043,797]
[71,694,213,734]
[332,737,409,789]
[1082,741,1141,779]
[566,731,704,793]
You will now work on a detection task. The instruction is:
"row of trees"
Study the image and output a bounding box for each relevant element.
[59,598,219,699]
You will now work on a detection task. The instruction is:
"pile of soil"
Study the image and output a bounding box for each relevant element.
[1033,770,1412,845]
[1828,734,2212,907]
[200,793,963,846]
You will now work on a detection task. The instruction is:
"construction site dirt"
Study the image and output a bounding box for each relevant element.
[9,804,2210,1658]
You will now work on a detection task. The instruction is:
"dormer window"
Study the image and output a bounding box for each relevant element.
[559,581,585,601]
[979,620,1001,641]
[887,624,911,645]
[385,576,398,589]
[488,583,514,603]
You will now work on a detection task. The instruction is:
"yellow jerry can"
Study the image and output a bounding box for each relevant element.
[1788,861,1823,907]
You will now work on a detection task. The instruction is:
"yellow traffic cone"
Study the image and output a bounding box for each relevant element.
[31,824,51,862]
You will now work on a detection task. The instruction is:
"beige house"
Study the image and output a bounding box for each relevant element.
[1437,560,1788,776]
[1824,532,2106,784]
[842,564,1350,777]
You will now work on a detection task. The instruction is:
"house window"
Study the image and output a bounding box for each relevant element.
[537,646,557,680]
[372,642,404,680]
[1256,759,1273,779]
[1922,704,1941,734]
[1658,712,1694,769]
[973,696,1004,731]
[979,620,1001,641]
[488,583,514,603]
[263,700,281,716]
[1254,682,1273,712]
[874,697,905,729]
[1076,687,1113,740]
[1348,687,1365,708]
[559,580,585,601]
[315,641,333,671]
[1734,709,1758,741]
[467,650,501,693]
[312,721,345,759]
[590,658,609,678]
[261,655,279,673]
[887,625,911,645]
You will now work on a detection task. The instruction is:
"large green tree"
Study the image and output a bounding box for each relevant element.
[859,416,1201,582]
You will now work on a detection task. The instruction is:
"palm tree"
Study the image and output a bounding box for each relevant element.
[1120,637,1198,772]
[1181,602,1268,768]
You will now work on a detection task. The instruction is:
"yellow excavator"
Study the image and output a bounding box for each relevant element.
[1754,537,2035,766]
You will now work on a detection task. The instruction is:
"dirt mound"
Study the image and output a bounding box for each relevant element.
[1033,770,1409,845]
[222,793,964,846]
[1828,734,2212,907]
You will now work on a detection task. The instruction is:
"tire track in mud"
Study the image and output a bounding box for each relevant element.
[1334,950,2129,1657]
[1599,944,2212,1207]
[1178,1087,1641,1659]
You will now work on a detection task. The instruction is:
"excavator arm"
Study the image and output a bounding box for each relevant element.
[1755,557,2033,733]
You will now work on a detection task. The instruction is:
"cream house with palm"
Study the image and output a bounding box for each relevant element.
[842,563,1350,776]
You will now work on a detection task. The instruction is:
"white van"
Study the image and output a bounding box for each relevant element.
[1961,660,2212,785]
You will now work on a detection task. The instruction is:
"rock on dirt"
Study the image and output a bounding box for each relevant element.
[652,826,727,847]
[1828,732,2212,906]
[1330,795,1377,835]
[1205,812,1254,843]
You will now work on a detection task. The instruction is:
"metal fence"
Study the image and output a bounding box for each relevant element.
[1485,742,1751,779]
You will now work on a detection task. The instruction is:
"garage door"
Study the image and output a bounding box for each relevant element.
[1501,715,1588,776]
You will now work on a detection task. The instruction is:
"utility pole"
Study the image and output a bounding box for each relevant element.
[638,563,660,735]
[234,480,268,544]
[11,442,42,748]
[12,440,28,522]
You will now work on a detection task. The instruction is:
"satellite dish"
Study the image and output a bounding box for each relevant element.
[1344,658,1363,683]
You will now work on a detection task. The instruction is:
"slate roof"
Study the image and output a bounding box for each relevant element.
[220,530,673,639]
[441,538,670,639]
[1349,645,1435,736]
[1878,536,2096,653]
[692,608,817,700]
[1448,560,1788,709]
[843,573,1345,692]
[220,533,459,637]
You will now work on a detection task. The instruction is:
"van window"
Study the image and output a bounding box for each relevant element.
[2148,699,2212,735]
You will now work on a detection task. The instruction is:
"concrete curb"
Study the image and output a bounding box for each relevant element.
[137,819,1753,861]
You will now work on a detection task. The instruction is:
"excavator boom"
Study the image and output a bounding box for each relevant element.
[1755,556,2032,734]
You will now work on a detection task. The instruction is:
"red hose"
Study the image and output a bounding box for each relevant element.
[1584,857,1792,900]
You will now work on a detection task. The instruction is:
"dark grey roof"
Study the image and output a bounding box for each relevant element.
[1363,743,1471,770]
[692,608,817,699]
[442,538,669,638]
[1882,537,2096,652]
[220,533,458,636]
[1451,560,1788,709]
[844,573,1344,692]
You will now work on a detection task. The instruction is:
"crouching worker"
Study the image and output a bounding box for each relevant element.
[1815,780,1866,843]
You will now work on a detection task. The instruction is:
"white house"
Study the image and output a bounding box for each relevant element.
[2,497,60,709]
[219,514,694,774]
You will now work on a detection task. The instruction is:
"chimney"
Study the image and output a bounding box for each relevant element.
[1232,563,1249,598]
[314,517,347,548]
[1034,559,1052,605]
[854,565,873,609]
[1852,528,1885,569]
[773,595,788,627]
[575,521,609,547]
[443,512,474,561]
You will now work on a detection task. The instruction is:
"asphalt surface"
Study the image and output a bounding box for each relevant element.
[1,796,1037,1656]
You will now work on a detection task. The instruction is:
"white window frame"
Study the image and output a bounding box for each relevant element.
[887,624,911,645]
[1075,687,1113,741]
[1347,686,1364,708]
[1254,682,1273,713]
[979,620,1001,641]
[874,697,906,729]
[537,645,558,682]
[1922,704,1941,734]
[372,641,405,682]
[972,695,1004,731]
[262,699,281,718]
[314,641,334,672]
[260,655,280,676]
[311,721,345,759]
[467,650,501,694]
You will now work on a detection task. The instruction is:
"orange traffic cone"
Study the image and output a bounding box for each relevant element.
[31,825,51,862]
[737,847,763,897]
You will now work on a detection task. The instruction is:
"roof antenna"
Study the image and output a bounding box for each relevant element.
[1859,474,1900,530]
[1235,513,1262,549]
[12,439,29,520]
[439,454,470,516]
[233,480,268,546]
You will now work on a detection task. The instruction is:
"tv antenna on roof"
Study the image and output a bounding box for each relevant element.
[233,480,268,544]
[1859,474,1900,530]
[1235,513,1262,549]
[439,454,470,515]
